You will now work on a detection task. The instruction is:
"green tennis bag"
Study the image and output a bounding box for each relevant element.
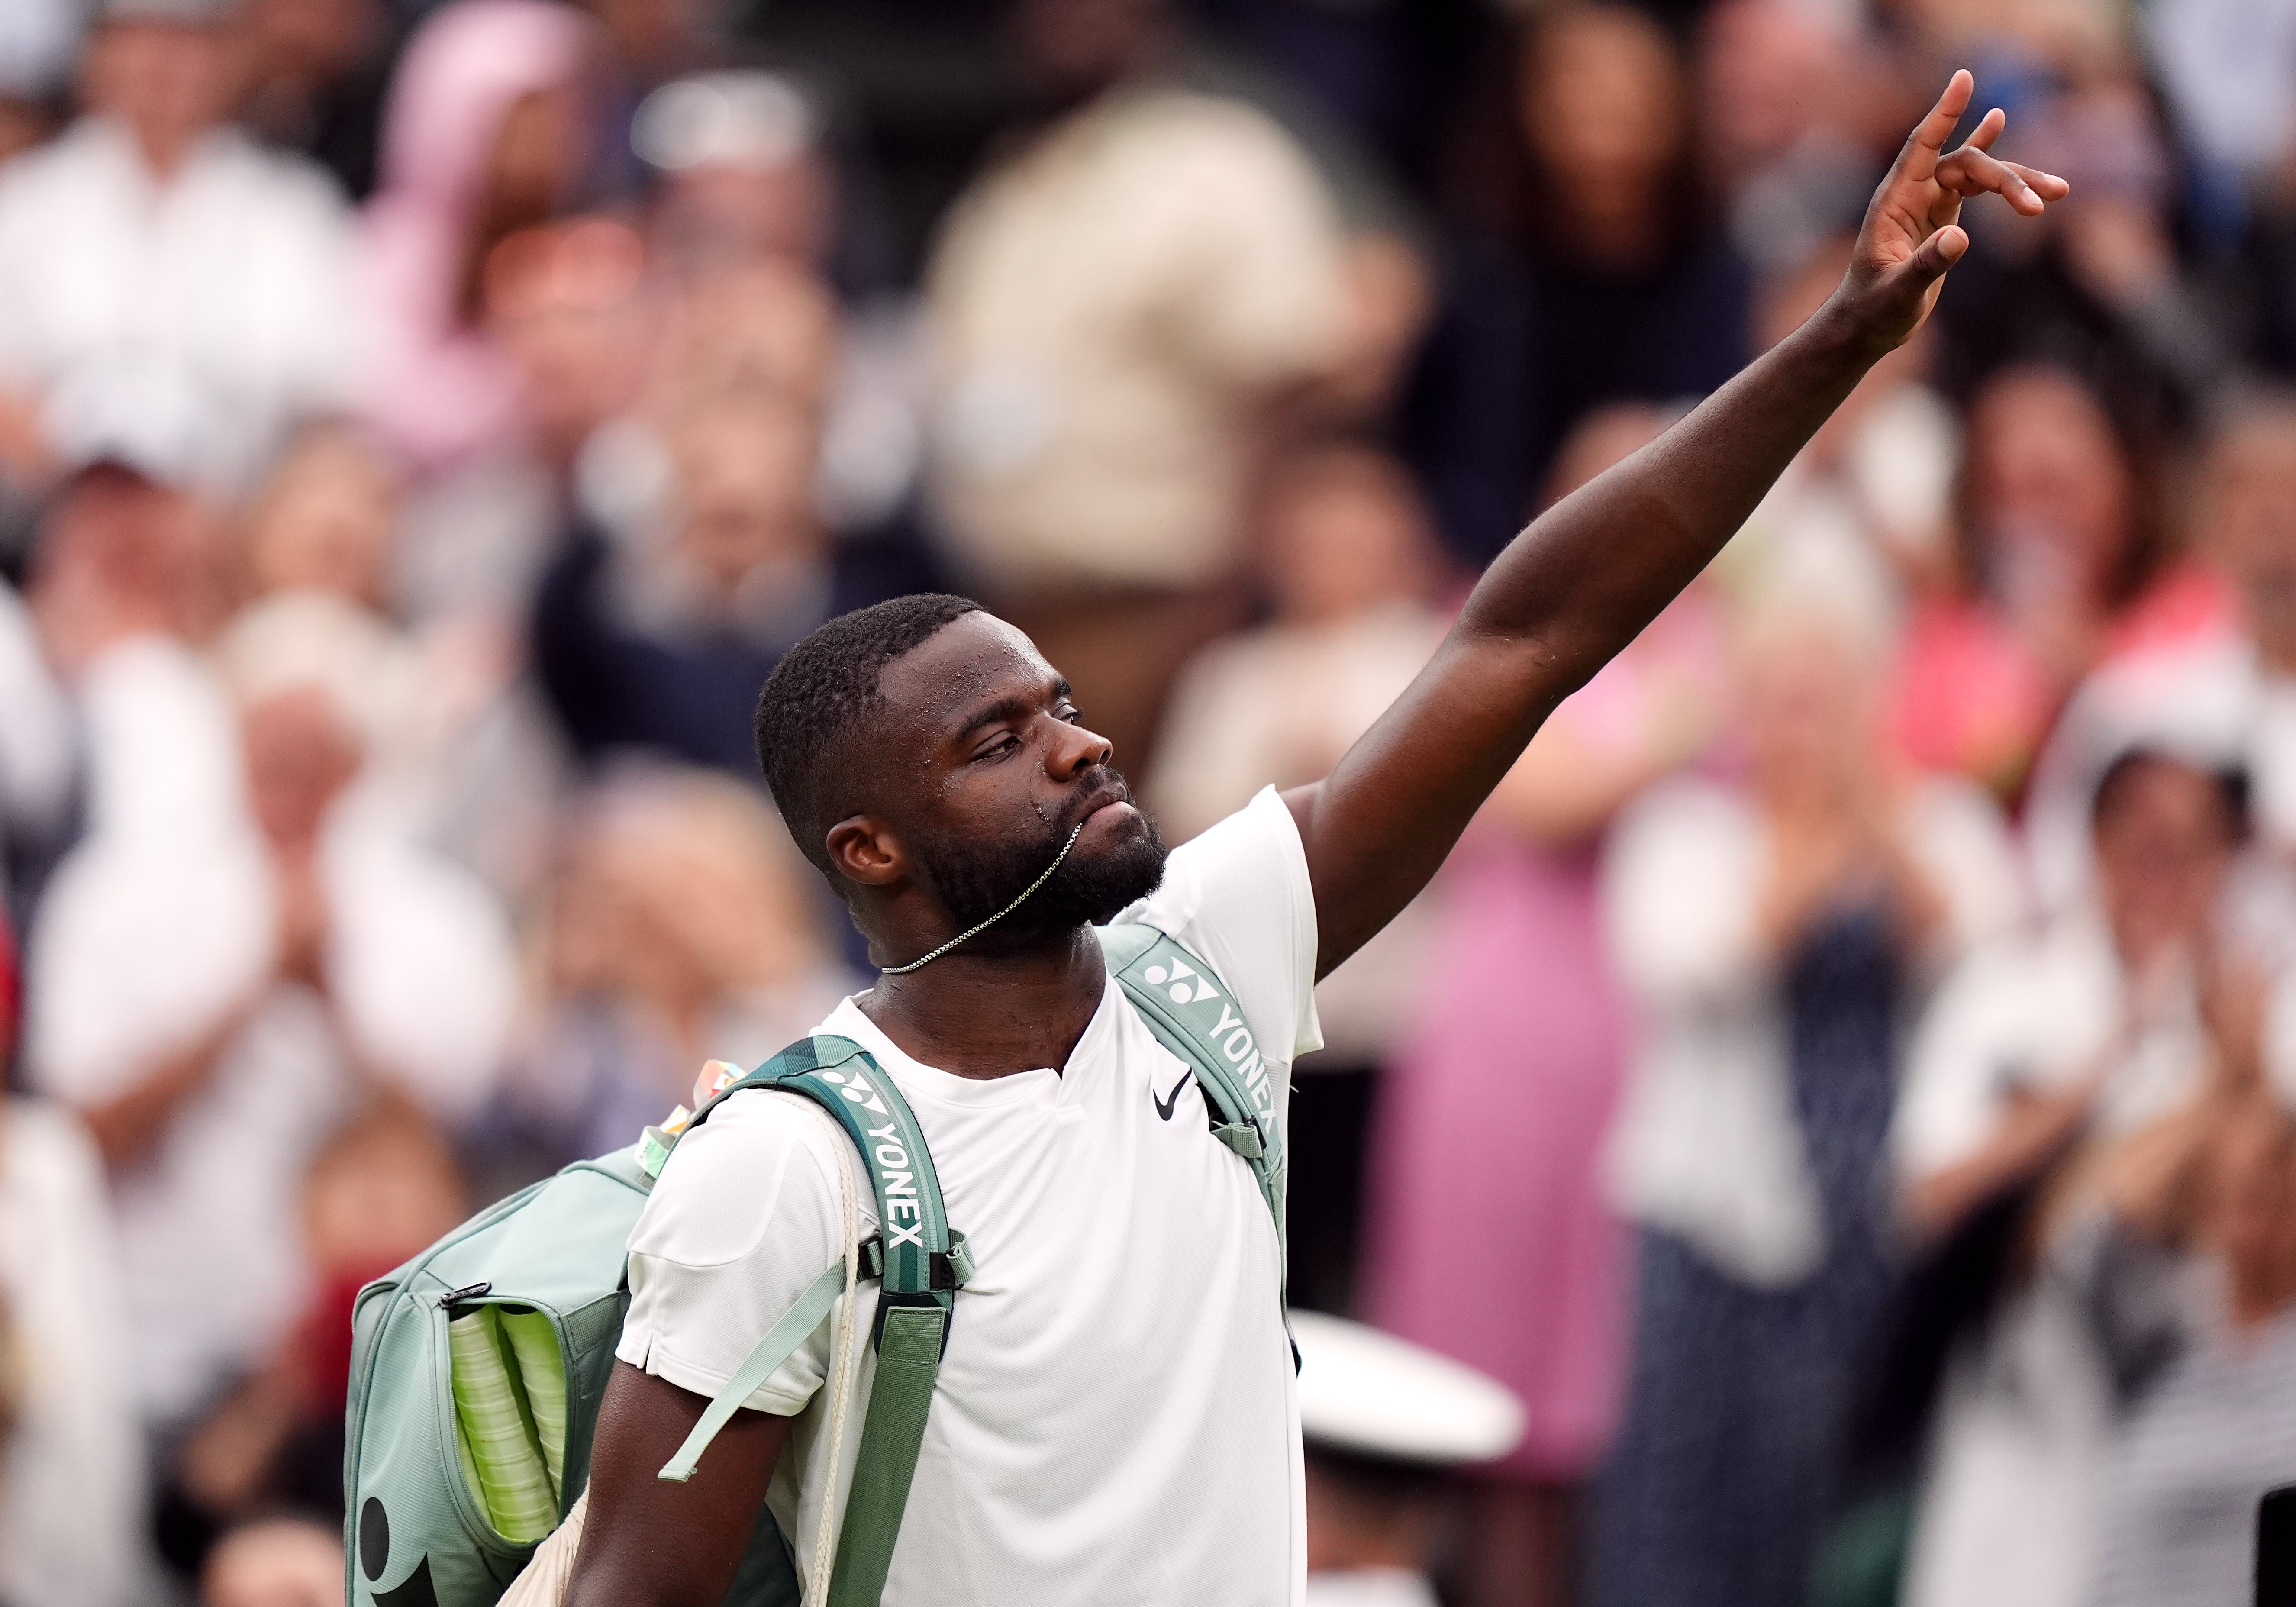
[342,923,1283,1607]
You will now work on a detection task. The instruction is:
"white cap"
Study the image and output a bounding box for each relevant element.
[633,71,817,172]
[1291,1311,1525,1467]
[41,353,229,489]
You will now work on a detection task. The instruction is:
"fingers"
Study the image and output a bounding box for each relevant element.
[1962,107,2007,154]
[1904,223,1970,285]
[2003,160,2071,201]
[1935,146,2067,214]
[1891,68,1975,184]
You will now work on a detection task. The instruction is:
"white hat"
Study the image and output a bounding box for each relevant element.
[1291,1311,1525,1468]
[633,71,817,172]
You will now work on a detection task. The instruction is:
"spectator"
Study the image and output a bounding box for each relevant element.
[634,72,925,530]
[237,0,405,203]
[1405,4,1751,570]
[0,0,364,493]
[636,70,841,290]
[2085,1084,2296,1607]
[535,387,908,777]
[27,449,241,852]
[1696,0,1890,278]
[2025,391,2296,914]
[486,766,855,1186]
[1892,745,2257,1607]
[23,598,515,1442]
[387,213,660,630]
[1593,578,2022,1607]
[1146,437,1449,1310]
[238,430,567,901]
[0,915,148,1607]
[923,0,1352,769]
[360,0,601,481]
[1293,1310,1526,1607]
[1888,363,2219,799]
[1359,404,1718,1607]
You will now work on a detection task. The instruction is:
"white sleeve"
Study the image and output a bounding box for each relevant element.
[1116,786,1321,1129]
[617,1094,878,1414]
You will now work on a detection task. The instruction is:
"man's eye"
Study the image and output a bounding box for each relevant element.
[975,733,1021,761]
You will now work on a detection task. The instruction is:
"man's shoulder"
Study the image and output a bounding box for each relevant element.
[635,1088,862,1269]
[1119,787,1309,935]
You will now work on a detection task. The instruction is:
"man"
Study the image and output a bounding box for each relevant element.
[565,73,2061,1607]
[0,0,363,493]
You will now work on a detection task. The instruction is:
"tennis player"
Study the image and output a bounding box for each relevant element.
[564,72,2063,1607]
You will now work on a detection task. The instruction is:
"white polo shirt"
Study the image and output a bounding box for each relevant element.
[616,787,1322,1606]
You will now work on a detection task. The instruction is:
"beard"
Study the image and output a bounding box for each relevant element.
[915,769,1169,952]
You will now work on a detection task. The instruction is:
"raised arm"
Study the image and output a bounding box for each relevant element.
[1285,71,2066,974]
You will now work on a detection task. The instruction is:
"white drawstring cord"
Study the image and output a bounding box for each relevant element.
[879,823,1082,973]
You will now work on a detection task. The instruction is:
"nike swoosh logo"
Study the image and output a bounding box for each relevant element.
[1153,1068,1193,1121]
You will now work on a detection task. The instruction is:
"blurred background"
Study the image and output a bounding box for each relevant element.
[4,0,2296,1604]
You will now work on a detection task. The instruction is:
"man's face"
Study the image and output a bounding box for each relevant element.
[859,613,1167,947]
[2093,756,2236,969]
[84,19,240,158]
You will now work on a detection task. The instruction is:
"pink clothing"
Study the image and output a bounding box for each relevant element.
[1361,839,1628,1479]
[360,0,593,475]
[1889,566,2238,799]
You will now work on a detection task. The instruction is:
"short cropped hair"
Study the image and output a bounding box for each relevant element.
[754,593,982,878]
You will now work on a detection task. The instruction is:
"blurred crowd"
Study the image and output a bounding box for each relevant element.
[2,0,2296,1604]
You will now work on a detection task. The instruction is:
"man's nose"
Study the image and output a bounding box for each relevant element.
[1047,716,1113,780]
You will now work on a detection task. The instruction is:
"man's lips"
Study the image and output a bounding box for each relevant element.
[1065,782,1134,833]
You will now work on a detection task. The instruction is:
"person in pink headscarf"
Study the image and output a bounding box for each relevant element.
[360,0,601,478]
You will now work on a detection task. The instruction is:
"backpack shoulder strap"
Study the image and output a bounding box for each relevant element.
[649,1034,960,1606]
[1096,923,1287,1268]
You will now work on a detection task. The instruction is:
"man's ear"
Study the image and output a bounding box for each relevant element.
[826,815,903,887]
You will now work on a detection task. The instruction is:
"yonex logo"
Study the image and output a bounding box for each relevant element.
[1143,958,1220,1006]
[817,1069,888,1115]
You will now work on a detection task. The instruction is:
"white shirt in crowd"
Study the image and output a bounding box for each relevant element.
[1891,908,2282,1607]
[0,1099,144,1607]
[25,805,516,1428]
[0,118,363,487]
[616,787,1321,1606]
[926,89,1346,596]
[1600,774,2025,1286]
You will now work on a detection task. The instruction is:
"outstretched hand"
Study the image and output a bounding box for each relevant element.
[1835,70,2068,353]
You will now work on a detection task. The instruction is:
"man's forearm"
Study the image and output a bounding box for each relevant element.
[1456,300,1882,705]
